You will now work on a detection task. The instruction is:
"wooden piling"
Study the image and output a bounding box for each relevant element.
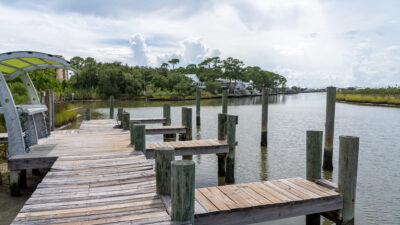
[222,90,228,114]
[45,89,54,132]
[133,124,146,153]
[171,160,195,224]
[85,108,91,121]
[155,147,175,195]
[323,86,336,170]
[9,171,20,196]
[305,130,323,225]
[109,96,114,119]
[261,88,268,146]
[225,114,237,184]
[180,108,192,160]
[117,108,123,121]
[338,136,360,225]
[122,112,130,130]
[196,87,201,126]
[129,121,135,145]
[217,113,227,176]
[163,104,175,141]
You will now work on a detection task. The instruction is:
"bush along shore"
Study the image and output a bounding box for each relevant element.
[336,88,400,106]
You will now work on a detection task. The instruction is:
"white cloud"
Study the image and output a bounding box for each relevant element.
[129,33,149,66]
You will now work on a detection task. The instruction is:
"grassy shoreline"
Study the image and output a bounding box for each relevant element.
[336,93,400,105]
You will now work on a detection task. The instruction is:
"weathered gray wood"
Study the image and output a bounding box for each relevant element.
[180,107,193,160]
[8,156,58,170]
[261,88,268,146]
[131,118,167,124]
[146,126,186,135]
[109,96,114,119]
[155,147,175,195]
[133,124,146,153]
[171,160,195,224]
[338,136,359,225]
[163,104,176,141]
[217,113,227,176]
[323,86,336,170]
[315,179,338,191]
[225,115,237,184]
[85,108,91,121]
[9,170,20,196]
[122,112,130,130]
[222,90,228,114]
[196,88,201,126]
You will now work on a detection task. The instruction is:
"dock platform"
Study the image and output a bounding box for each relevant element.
[145,125,186,135]
[131,118,167,124]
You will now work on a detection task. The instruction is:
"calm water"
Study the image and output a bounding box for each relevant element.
[2,93,400,225]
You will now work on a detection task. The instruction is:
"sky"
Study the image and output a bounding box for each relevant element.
[0,0,399,88]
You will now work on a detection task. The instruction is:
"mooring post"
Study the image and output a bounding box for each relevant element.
[117,108,123,121]
[196,87,201,126]
[122,112,130,130]
[171,160,195,224]
[129,121,135,145]
[109,96,114,119]
[133,124,146,153]
[323,86,336,170]
[180,107,192,160]
[338,136,360,225]
[222,90,228,114]
[9,171,20,196]
[225,114,237,184]
[163,104,175,141]
[305,130,323,225]
[217,113,227,176]
[261,87,269,146]
[85,108,91,121]
[155,147,175,195]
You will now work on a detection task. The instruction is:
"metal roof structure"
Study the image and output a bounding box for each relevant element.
[0,51,77,80]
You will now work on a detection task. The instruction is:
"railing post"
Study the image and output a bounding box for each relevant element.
[217,113,227,176]
[155,147,175,195]
[323,86,336,170]
[261,88,268,146]
[122,112,130,130]
[109,96,114,119]
[338,136,360,225]
[171,160,195,224]
[306,130,323,225]
[117,108,123,122]
[133,124,146,153]
[225,114,237,184]
[163,104,175,141]
[222,90,228,114]
[196,87,201,126]
[85,108,91,121]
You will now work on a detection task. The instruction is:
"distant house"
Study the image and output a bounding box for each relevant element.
[215,78,257,95]
[185,74,204,88]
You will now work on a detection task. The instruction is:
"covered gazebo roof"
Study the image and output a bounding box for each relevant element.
[0,51,78,80]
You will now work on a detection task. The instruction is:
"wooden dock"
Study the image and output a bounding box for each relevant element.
[131,118,167,124]
[145,126,186,135]
[9,119,346,225]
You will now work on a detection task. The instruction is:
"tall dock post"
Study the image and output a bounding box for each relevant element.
[155,147,175,195]
[109,96,114,119]
[129,121,135,145]
[222,90,228,114]
[163,104,175,141]
[323,86,336,170]
[45,89,54,132]
[338,136,360,225]
[305,130,323,225]
[261,88,268,146]
[85,108,91,121]
[180,107,192,160]
[133,124,146,153]
[171,160,195,224]
[217,113,227,176]
[122,112,130,130]
[196,87,201,126]
[225,114,237,184]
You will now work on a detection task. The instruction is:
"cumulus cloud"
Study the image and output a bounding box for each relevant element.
[129,34,150,66]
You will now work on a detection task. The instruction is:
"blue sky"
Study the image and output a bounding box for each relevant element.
[1,0,399,87]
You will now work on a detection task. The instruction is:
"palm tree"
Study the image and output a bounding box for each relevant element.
[168,58,180,70]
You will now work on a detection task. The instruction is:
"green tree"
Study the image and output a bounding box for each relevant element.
[168,58,180,70]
